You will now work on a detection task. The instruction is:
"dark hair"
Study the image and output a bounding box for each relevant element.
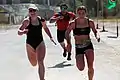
[60,3,68,10]
[77,6,87,12]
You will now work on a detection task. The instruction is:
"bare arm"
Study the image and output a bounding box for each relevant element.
[65,21,75,44]
[18,18,29,36]
[89,19,100,42]
[69,12,76,21]
[49,14,64,23]
[42,21,52,38]
[42,20,56,45]
[49,16,58,23]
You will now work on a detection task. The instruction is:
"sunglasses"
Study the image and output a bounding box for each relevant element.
[61,6,68,11]
[29,9,37,12]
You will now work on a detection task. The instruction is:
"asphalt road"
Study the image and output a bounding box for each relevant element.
[0,22,120,80]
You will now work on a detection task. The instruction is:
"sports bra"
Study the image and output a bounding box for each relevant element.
[73,18,90,35]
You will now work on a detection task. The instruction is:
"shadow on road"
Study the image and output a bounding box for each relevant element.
[48,61,74,68]
[107,36,118,38]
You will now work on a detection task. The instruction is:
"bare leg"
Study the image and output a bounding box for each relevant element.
[26,44,37,66]
[85,49,94,80]
[60,42,66,49]
[66,43,72,60]
[36,42,46,80]
[65,35,72,53]
[60,42,67,57]
[65,35,72,60]
[76,54,85,71]
[66,43,72,53]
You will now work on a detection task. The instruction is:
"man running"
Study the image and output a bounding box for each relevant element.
[50,3,75,60]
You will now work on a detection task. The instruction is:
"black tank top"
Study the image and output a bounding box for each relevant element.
[73,19,90,35]
[26,17,45,39]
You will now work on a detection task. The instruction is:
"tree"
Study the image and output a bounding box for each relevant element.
[6,0,12,4]
[20,0,30,3]
[76,0,82,7]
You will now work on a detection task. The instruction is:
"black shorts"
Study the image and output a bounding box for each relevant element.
[57,29,66,43]
[75,42,94,55]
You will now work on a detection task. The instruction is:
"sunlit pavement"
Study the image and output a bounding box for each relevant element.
[0,22,120,80]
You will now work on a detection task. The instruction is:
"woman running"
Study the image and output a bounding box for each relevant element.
[18,4,56,80]
[65,6,100,80]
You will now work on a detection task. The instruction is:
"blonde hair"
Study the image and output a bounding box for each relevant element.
[76,6,87,13]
